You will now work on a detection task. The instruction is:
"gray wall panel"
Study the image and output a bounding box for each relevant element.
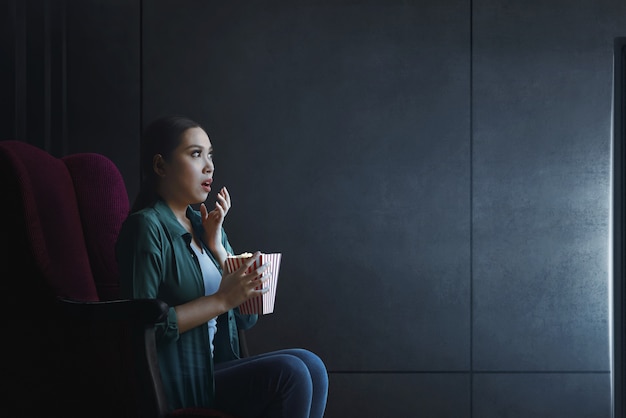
[326,373,470,418]
[473,373,611,418]
[472,0,623,371]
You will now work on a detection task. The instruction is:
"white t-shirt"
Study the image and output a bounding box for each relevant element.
[190,239,222,354]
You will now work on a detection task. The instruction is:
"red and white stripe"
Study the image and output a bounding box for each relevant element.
[225,253,282,315]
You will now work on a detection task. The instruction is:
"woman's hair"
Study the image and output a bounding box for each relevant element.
[131,115,203,213]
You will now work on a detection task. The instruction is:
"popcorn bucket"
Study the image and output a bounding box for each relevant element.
[225,253,281,315]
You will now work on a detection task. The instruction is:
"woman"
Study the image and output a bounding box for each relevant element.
[115,115,328,417]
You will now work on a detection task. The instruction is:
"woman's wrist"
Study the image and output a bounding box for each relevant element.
[205,293,229,316]
[209,244,228,267]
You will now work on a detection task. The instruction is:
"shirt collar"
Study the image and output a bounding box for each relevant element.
[152,199,189,239]
[152,199,205,241]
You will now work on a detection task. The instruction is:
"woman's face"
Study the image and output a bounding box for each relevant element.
[158,126,214,207]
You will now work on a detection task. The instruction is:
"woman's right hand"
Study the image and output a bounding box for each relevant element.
[218,251,270,310]
[175,252,270,334]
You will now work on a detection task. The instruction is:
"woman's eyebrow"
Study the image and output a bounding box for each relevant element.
[183,144,211,151]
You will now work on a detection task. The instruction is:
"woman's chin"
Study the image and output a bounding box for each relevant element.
[190,193,209,205]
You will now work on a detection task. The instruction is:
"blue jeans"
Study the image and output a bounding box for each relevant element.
[213,348,328,418]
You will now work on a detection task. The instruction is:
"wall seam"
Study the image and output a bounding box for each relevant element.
[469,0,474,416]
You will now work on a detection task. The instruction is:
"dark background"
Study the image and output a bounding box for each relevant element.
[3,0,626,416]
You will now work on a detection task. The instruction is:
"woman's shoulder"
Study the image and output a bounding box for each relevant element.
[123,204,186,239]
[119,207,170,238]
[125,206,161,225]
[116,208,166,253]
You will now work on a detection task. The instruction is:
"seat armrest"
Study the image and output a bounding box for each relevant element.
[56,297,169,324]
[52,297,170,416]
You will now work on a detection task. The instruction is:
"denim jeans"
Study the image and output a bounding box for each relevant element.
[214,348,329,418]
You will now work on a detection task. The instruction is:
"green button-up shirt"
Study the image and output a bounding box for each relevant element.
[115,199,256,410]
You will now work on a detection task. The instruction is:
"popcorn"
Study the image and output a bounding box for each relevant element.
[225,253,282,315]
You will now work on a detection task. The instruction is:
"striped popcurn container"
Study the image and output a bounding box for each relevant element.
[225,253,282,315]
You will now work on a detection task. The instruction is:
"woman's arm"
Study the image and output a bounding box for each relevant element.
[175,251,269,334]
[200,186,231,267]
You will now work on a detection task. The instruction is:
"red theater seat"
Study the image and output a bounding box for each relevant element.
[0,140,237,418]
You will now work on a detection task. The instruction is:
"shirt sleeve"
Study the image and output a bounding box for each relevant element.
[234,307,258,330]
[116,212,180,343]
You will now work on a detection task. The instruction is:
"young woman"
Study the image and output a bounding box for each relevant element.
[115,115,328,417]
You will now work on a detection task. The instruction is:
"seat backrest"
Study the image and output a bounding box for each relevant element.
[63,152,130,300]
[0,140,129,302]
[0,140,99,302]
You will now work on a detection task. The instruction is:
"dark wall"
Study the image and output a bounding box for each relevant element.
[65,0,141,198]
[2,0,141,199]
[4,0,626,417]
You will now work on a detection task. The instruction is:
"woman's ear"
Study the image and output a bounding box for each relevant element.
[152,154,166,177]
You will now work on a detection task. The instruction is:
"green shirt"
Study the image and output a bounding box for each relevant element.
[115,199,256,410]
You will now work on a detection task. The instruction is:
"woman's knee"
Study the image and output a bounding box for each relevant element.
[283,349,328,382]
[275,354,314,383]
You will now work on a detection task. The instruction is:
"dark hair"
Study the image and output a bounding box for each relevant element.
[131,115,203,212]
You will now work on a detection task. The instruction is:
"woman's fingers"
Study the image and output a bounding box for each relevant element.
[221,187,231,208]
[215,189,230,215]
[202,187,230,224]
[238,254,269,279]
[200,202,208,219]
[248,268,271,287]
[235,252,271,293]
[237,251,261,272]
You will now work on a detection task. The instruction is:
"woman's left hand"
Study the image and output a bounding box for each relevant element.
[201,186,231,260]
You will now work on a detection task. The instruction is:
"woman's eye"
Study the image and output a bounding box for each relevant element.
[191,150,201,157]
[207,153,213,160]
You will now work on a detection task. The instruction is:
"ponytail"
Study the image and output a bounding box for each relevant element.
[130,177,158,213]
